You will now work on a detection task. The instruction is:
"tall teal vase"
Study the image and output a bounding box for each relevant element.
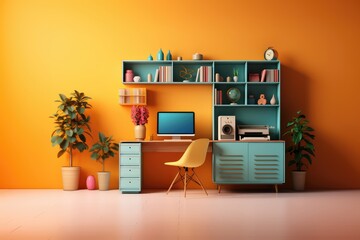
[157,49,164,60]
[166,50,172,60]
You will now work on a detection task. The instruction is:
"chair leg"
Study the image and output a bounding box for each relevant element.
[167,171,180,194]
[192,169,208,195]
[184,168,187,197]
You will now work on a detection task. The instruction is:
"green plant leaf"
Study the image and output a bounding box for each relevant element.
[57,149,66,158]
[60,139,69,150]
[66,129,73,137]
[59,94,67,101]
[90,143,101,151]
[104,146,109,153]
[91,152,99,160]
[99,132,106,142]
[79,134,86,142]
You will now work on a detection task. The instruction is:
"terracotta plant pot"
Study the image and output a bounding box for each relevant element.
[98,171,111,191]
[61,166,80,191]
[292,171,307,191]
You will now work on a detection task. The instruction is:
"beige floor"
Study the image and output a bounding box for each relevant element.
[1,189,360,240]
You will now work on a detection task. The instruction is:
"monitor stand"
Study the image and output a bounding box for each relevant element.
[164,136,192,141]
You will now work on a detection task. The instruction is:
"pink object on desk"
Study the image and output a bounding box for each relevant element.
[86,175,96,190]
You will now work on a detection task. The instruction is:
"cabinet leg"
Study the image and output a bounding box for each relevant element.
[274,184,278,193]
[217,185,221,193]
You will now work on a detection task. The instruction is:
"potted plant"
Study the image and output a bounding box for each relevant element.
[90,132,119,190]
[50,90,92,190]
[233,68,239,82]
[283,110,315,191]
[131,105,149,140]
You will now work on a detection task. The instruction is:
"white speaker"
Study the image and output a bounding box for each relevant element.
[218,116,236,141]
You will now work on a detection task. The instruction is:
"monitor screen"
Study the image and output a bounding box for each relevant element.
[157,112,195,139]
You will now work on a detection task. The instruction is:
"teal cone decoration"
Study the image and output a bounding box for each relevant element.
[166,50,172,60]
[157,49,164,60]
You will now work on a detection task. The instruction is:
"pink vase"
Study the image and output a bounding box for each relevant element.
[86,175,96,190]
[125,70,134,82]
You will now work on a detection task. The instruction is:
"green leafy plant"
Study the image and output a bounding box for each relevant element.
[283,110,315,171]
[90,132,119,172]
[50,90,92,167]
[233,68,239,77]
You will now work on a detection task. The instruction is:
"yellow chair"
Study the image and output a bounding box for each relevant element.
[164,138,210,197]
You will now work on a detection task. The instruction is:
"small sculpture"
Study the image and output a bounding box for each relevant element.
[257,94,267,105]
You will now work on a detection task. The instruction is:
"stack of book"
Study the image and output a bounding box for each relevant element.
[260,69,279,82]
[195,66,212,82]
[214,88,223,105]
[154,66,173,82]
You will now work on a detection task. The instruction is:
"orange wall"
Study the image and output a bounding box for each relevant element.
[1,0,360,190]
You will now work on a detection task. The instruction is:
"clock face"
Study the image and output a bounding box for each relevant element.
[265,49,275,60]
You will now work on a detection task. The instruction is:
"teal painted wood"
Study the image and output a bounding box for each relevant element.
[120,156,141,165]
[212,142,249,183]
[120,178,141,191]
[213,142,285,185]
[248,142,284,183]
[211,60,281,140]
[120,166,141,178]
[120,143,141,193]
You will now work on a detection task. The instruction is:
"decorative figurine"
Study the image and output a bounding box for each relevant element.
[148,54,153,60]
[257,94,267,105]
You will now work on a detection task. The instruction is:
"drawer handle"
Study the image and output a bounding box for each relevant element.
[129,181,132,183]
[129,169,132,172]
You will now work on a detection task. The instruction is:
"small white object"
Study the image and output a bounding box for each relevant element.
[133,76,141,82]
[270,94,276,105]
[147,73,152,82]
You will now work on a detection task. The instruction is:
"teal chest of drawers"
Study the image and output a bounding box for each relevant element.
[119,142,141,193]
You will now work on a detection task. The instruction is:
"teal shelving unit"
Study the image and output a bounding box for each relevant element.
[121,59,284,192]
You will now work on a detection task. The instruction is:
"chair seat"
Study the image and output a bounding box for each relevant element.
[164,138,209,197]
[164,160,200,168]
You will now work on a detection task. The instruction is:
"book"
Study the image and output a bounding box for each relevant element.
[195,68,200,82]
[260,69,279,82]
[154,69,159,82]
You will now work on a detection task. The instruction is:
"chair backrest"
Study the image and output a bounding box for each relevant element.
[178,138,210,168]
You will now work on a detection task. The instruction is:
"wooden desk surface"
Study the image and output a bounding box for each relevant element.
[120,140,213,152]
[120,140,284,153]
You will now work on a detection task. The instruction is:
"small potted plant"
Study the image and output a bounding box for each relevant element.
[233,68,239,82]
[283,110,315,191]
[90,132,119,190]
[131,105,149,140]
[50,90,92,190]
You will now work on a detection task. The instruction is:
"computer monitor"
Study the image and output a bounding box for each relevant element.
[157,111,195,140]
